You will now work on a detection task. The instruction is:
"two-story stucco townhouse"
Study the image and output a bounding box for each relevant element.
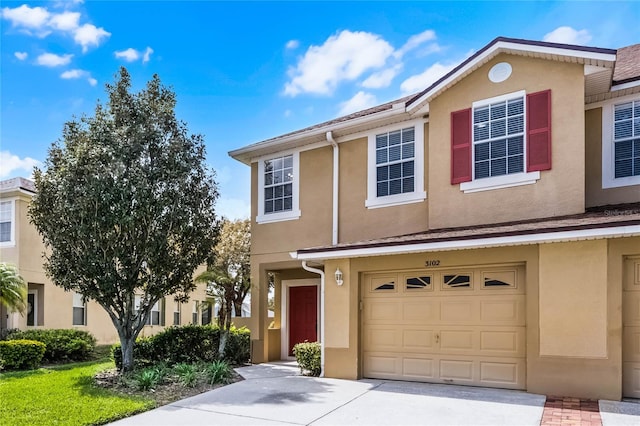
[0,177,213,343]
[230,37,640,400]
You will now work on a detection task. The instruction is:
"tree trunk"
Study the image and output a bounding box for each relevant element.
[120,335,135,372]
[233,300,242,317]
[218,296,233,359]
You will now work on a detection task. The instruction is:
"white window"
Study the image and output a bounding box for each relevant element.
[460,90,541,193]
[473,95,525,179]
[134,295,161,326]
[173,301,181,326]
[256,151,301,223]
[366,120,426,208]
[72,292,86,326]
[602,96,640,188]
[0,200,15,246]
[192,300,199,325]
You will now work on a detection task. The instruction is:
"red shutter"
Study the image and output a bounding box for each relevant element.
[451,108,472,184]
[526,90,552,172]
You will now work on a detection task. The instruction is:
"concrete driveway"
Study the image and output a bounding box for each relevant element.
[111,362,547,425]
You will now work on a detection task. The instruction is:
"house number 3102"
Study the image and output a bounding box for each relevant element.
[425,260,440,267]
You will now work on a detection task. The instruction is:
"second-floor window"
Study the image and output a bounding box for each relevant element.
[473,95,524,179]
[366,120,426,209]
[257,151,301,224]
[375,127,415,197]
[0,200,13,244]
[613,100,640,178]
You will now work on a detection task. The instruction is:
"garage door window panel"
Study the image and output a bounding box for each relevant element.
[442,274,472,290]
[482,270,517,289]
[405,276,432,291]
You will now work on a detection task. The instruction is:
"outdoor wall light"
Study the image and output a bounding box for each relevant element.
[335,268,344,286]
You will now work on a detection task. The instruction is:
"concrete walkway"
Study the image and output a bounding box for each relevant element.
[111,362,549,425]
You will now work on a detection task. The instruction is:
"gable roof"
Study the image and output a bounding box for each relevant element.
[230,37,629,164]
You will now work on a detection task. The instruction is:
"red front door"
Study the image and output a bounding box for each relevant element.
[289,285,317,356]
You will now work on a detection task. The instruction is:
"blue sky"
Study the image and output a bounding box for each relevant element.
[2,1,639,219]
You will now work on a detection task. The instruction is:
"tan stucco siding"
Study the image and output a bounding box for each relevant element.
[338,124,429,243]
[251,147,333,257]
[428,54,586,229]
[585,107,640,207]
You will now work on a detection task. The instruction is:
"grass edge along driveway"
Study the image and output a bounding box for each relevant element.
[0,360,154,426]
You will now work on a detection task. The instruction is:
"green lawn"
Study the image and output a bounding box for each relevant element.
[0,360,154,426]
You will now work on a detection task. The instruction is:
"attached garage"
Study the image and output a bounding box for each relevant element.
[362,264,526,390]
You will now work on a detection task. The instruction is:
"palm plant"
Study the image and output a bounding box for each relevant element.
[0,262,27,313]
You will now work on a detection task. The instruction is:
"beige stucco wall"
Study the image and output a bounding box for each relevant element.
[428,54,586,229]
[585,107,640,207]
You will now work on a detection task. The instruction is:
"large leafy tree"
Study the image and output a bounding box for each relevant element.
[29,68,219,371]
[196,218,250,355]
[0,262,27,313]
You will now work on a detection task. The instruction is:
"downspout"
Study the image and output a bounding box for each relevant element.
[301,261,325,377]
[326,131,339,245]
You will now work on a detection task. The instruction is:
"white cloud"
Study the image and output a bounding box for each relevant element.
[14,51,28,60]
[115,46,153,63]
[36,52,73,67]
[338,91,377,116]
[400,62,458,94]
[142,46,153,63]
[115,48,140,62]
[60,68,97,85]
[286,39,299,49]
[543,26,592,45]
[48,11,80,31]
[362,64,403,89]
[284,109,292,118]
[284,30,394,96]
[1,5,50,30]
[394,29,436,58]
[73,23,110,52]
[0,151,41,179]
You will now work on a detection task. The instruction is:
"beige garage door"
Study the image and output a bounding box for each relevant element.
[623,256,640,398]
[363,264,526,390]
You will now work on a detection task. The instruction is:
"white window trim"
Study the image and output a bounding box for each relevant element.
[72,292,87,326]
[256,151,301,224]
[461,90,540,193]
[0,199,16,248]
[366,119,427,209]
[602,93,640,189]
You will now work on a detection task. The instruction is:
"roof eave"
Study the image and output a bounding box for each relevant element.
[406,37,617,114]
[291,224,640,261]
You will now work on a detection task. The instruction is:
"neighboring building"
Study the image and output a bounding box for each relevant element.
[0,177,209,344]
[229,37,640,400]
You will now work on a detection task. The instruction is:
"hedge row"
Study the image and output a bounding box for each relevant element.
[8,329,96,363]
[0,340,46,370]
[112,325,250,370]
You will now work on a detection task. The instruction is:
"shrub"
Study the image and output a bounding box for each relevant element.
[0,339,46,370]
[112,325,250,370]
[203,360,232,385]
[223,326,250,365]
[9,329,96,363]
[293,341,321,376]
[174,363,198,388]
[134,367,162,391]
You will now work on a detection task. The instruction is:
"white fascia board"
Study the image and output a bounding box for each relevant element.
[229,106,408,164]
[407,41,616,113]
[612,80,640,92]
[292,224,640,261]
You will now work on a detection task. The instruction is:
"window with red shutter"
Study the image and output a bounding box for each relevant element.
[527,90,552,172]
[451,108,472,184]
